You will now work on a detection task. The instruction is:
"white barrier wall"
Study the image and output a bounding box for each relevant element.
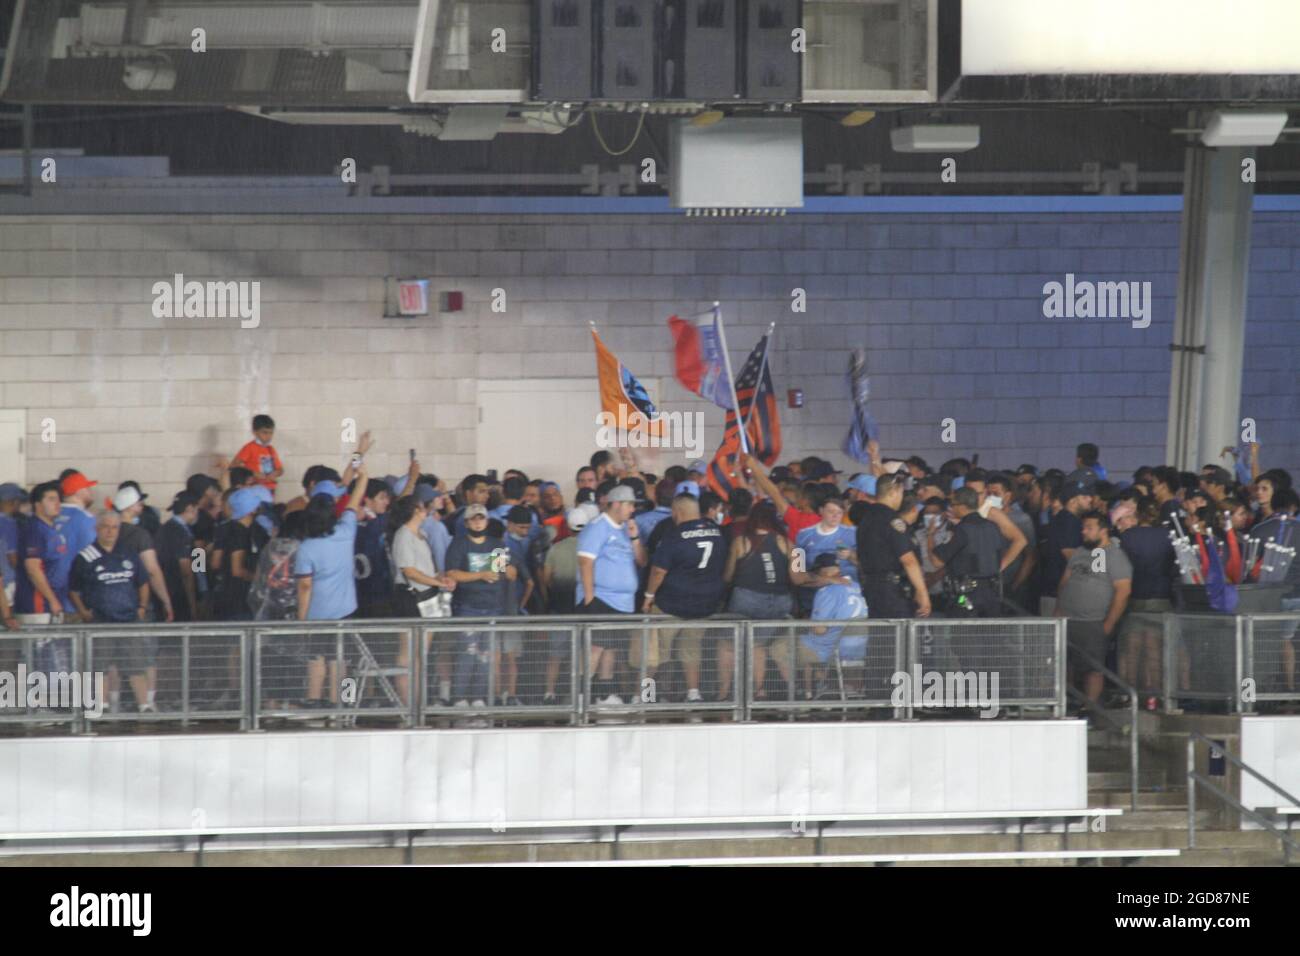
[0,721,1086,837]
[1239,716,1300,810]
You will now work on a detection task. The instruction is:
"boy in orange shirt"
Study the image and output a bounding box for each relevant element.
[231,414,284,497]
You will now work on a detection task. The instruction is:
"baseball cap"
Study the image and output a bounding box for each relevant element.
[228,487,262,521]
[1062,469,1097,502]
[414,484,442,505]
[687,460,707,474]
[506,505,532,525]
[807,461,839,480]
[118,480,148,502]
[110,485,142,512]
[812,552,840,571]
[770,466,793,482]
[0,482,25,503]
[384,474,412,497]
[621,477,647,501]
[539,481,561,493]
[848,474,877,495]
[185,473,219,498]
[169,490,200,513]
[674,480,700,498]
[566,506,595,532]
[464,503,489,519]
[606,485,636,504]
[61,472,97,497]
[312,480,345,501]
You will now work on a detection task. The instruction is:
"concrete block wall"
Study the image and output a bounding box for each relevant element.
[0,210,1296,497]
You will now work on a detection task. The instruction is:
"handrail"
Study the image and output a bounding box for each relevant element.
[1186,730,1300,864]
[0,616,1106,731]
[1069,647,1140,812]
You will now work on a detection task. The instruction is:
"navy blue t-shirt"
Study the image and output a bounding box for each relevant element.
[1119,525,1177,600]
[1040,509,1083,597]
[71,543,147,623]
[354,517,392,608]
[651,518,727,618]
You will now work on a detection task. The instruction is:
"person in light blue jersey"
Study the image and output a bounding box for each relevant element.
[799,553,869,699]
[294,465,367,709]
[576,485,646,706]
[794,496,858,617]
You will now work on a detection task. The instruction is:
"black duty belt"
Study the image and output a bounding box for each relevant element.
[947,575,1000,594]
[862,571,905,582]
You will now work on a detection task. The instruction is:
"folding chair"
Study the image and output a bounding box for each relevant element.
[341,629,408,727]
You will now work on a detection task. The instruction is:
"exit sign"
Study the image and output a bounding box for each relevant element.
[397,279,430,316]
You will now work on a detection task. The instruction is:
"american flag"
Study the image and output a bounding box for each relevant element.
[705,334,781,499]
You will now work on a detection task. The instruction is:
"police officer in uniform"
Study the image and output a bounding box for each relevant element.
[929,487,1006,618]
[855,474,931,619]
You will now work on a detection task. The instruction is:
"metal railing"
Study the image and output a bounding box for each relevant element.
[1186,731,1300,864]
[1069,647,1140,811]
[0,615,1069,733]
[1164,612,1300,713]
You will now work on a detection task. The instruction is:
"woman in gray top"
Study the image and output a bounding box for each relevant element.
[387,494,456,706]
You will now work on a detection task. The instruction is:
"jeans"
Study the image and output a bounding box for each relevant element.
[728,588,793,620]
[452,630,493,702]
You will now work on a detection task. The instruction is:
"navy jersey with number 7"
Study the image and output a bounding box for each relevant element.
[651,518,727,618]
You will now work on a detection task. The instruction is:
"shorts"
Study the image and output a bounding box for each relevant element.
[101,633,159,674]
[1119,598,1170,643]
[497,629,522,656]
[627,605,704,672]
[548,627,577,656]
[728,588,794,621]
[768,635,820,668]
[1067,619,1109,670]
[585,596,632,653]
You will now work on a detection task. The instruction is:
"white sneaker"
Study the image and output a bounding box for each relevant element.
[453,700,469,709]
[471,699,486,708]
[686,689,703,703]
[602,694,624,706]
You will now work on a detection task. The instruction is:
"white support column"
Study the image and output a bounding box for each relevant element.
[1166,130,1255,471]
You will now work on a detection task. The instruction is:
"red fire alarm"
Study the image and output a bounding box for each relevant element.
[440,291,464,312]
[788,388,804,408]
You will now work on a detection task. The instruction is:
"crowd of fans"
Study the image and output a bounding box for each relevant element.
[1,413,1296,716]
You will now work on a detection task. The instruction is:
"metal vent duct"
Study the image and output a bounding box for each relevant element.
[62,1,418,53]
[2,0,420,105]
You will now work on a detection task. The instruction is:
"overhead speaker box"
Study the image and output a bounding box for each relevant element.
[682,0,740,99]
[534,0,595,100]
[745,0,801,99]
[601,0,658,99]
[669,116,804,210]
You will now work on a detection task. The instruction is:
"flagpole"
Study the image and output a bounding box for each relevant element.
[713,301,750,457]
[742,321,777,435]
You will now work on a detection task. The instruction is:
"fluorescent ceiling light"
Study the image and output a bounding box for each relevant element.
[1201,111,1288,147]
[964,0,1300,75]
[891,125,980,153]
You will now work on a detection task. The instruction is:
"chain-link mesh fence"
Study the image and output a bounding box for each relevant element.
[908,618,1062,715]
[747,619,904,717]
[1245,614,1300,704]
[585,617,744,723]
[1163,613,1242,711]
[420,617,579,726]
